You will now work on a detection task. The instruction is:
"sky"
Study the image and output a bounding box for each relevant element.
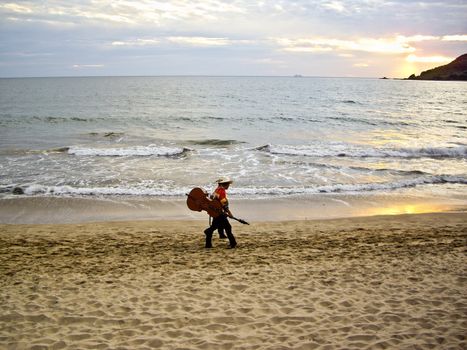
[0,0,466,78]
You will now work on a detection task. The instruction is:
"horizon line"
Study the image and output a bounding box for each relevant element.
[0,74,398,80]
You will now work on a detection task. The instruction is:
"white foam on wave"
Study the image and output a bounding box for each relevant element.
[68,145,191,157]
[23,184,188,197]
[231,175,467,196]
[18,175,466,198]
[259,144,467,159]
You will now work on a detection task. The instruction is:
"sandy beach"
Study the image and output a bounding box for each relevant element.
[0,212,466,349]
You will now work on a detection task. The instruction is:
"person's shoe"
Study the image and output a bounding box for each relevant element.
[227,243,237,249]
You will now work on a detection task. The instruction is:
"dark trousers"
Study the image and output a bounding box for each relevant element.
[205,215,236,248]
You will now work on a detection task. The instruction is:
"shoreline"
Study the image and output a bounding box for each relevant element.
[1,212,466,349]
[0,192,466,224]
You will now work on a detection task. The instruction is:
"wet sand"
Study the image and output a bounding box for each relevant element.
[0,213,466,349]
[0,193,465,224]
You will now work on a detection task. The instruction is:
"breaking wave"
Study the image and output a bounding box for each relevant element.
[68,145,191,157]
[10,175,466,198]
[230,176,467,196]
[257,144,467,159]
[18,184,187,197]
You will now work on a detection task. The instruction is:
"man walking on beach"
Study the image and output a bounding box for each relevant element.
[204,177,237,249]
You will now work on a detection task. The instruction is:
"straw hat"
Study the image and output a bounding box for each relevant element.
[216,176,233,184]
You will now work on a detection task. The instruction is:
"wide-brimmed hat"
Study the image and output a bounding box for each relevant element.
[216,176,233,184]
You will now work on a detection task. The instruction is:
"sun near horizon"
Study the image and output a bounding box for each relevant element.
[0,1,466,78]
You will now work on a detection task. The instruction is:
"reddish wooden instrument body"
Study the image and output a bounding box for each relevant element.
[186,187,223,218]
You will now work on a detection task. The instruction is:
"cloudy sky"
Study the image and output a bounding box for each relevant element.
[1,0,466,78]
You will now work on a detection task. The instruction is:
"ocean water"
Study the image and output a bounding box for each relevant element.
[0,76,466,203]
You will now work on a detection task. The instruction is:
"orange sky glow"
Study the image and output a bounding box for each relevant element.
[0,1,466,77]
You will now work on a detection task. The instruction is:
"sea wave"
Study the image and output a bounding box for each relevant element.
[0,115,109,126]
[88,132,125,138]
[19,184,187,197]
[0,147,71,156]
[232,175,467,196]
[68,145,191,157]
[329,115,411,127]
[257,144,467,159]
[313,175,467,194]
[187,139,245,146]
[36,116,98,123]
[270,159,429,175]
[9,175,466,198]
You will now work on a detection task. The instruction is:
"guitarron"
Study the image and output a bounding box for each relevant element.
[186,187,223,218]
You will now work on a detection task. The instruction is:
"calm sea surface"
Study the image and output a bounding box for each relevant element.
[0,76,466,200]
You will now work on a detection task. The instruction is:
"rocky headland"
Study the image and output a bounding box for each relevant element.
[408,53,467,81]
